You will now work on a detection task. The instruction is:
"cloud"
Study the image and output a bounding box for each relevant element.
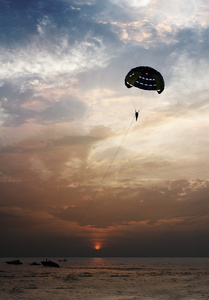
[48,179,209,228]
[1,177,209,256]
[110,0,151,8]
[0,1,125,128]
[138,0,209,28]
[1,0,209,257]
[0,81,88,126]
[0,124,112,188]
[0,34,109,81]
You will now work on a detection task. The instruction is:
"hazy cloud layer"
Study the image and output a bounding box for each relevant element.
[0,0,209,256]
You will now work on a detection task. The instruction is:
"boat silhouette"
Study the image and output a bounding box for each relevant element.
[41,259,60,268]
[6,259,22,265]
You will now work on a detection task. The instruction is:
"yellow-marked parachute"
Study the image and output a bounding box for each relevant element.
[125,66,164,94]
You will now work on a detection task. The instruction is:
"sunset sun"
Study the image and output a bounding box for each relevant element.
[94,244,101,250]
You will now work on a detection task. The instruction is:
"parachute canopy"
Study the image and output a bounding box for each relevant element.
[125,66,164,94]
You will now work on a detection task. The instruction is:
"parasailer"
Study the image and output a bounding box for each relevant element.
[125,66,164,121]
[135,110,139,121]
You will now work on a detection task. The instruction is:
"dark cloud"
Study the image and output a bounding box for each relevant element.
[0,0,121,47]
[0,126,109,190]
[1,178,209,256]
[47,179,209,229]
[0,0,71,44]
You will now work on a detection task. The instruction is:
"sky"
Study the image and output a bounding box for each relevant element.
[0,0,209,257]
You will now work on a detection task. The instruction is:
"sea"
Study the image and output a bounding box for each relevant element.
[1,257,209,299]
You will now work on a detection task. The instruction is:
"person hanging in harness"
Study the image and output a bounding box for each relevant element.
[135,110,140,121]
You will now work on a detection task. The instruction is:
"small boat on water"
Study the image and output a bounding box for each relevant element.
[6,259,22,265]
[59,259,67,262]
[41,259,60,268]
[30,262,41,266]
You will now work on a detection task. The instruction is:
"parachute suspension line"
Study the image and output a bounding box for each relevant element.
[131,94,141,112]
[130,97,136,111]
[61,116,135,256]
[130,91,141,113]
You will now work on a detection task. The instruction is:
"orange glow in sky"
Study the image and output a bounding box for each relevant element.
[94,244,101,250]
